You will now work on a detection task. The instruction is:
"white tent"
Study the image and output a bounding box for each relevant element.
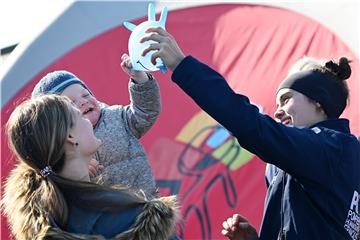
[1,1,359,239]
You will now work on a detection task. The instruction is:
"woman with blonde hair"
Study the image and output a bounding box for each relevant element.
[2,94,179,240]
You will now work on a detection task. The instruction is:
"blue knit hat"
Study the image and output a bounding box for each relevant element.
[31,70,93,99]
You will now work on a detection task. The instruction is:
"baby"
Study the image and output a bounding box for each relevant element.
[31,54,161,198]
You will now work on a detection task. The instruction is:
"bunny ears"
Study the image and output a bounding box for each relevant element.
[124,3,168,73]
[124,3,167,31]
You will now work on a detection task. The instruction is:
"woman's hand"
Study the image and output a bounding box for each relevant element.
[141,27,185,71]
[221,214,259,240]
[120,53,149,83]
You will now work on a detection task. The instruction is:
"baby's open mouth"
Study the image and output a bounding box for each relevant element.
[83,107,93,115]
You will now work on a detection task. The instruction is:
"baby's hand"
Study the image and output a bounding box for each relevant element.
[120,53,149,83]
[89,159,104,178]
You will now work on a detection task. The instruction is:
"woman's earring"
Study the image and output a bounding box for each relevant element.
[75,142,79,146]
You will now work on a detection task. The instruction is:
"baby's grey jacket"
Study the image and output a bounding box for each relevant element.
[93,78,161,197]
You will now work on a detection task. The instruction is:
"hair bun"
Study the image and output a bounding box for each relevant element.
[325,57,351,81]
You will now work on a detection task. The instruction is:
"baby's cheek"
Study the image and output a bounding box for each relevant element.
[90,112,100,125]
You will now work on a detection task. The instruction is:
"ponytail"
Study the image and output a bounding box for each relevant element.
[1,163,68,239]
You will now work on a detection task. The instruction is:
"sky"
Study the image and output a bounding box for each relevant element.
[0,0,73,49]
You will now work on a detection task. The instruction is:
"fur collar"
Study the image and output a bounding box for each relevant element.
[2,163,179,240]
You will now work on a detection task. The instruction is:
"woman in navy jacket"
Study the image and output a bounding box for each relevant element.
[141,27,360,240]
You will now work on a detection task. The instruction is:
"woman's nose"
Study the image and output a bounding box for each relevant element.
[274,108,285,120]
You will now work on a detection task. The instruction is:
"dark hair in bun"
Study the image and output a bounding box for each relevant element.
[324,57,351,81]
[284,56,353,118]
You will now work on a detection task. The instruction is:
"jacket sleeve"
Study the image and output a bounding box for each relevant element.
[171,56,341,186]
[123,78,162,139]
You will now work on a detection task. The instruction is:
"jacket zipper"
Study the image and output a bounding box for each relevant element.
[278,172,286,240]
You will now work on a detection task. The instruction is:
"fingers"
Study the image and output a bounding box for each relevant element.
[150,51,162,66]
[97,164,104,172]
[221,219,233,238]
[140,29,170,58]
[119,54,148,81]
[221,214,258,240]
[120,53,130,64]
[120,54,133,72]
[140,32,164,44]
[138,27,184,71]
[121,53,129,60]
[122,57,133,69]
[89,165,97,178]
[222,217,237,237]
[142,46,164,66]
[142,43,161,58]
[222,218,231,230]
[89,159,104,177]
[233,213,248,224]
[221,214,247,232]
[227,217,234,229]
[145,26,168,36]
[221,229,232,238]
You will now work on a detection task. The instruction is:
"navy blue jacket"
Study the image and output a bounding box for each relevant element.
[64,191,142,238]
[61,189,180,239]
[172,56,360,240]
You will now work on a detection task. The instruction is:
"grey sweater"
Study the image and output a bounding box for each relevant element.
[93,78,161,197]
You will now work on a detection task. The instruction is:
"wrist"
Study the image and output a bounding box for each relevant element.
[170,55,186,71]
[131,73,153,84]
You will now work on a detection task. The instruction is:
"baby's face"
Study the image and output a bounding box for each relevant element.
[62,84,101,126]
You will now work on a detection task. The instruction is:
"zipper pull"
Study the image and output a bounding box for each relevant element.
[278,230,285,240]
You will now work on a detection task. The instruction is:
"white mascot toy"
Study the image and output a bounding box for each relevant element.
[124,3,168,73]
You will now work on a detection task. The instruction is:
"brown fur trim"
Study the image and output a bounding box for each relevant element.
[113,195,179,240]
[2,163,179,239]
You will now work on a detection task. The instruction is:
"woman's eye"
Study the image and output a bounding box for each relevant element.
[280,97,290,106]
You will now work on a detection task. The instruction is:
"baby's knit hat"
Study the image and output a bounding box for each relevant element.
[31,70,93,98]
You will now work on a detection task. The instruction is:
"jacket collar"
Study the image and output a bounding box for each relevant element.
[312,118,350,134]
